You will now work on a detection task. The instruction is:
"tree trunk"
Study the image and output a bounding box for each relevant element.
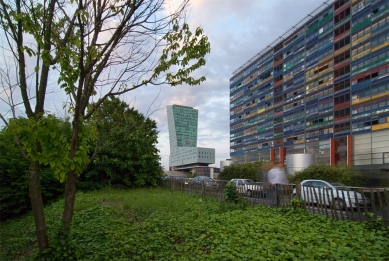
[62,170,77,231]
[28,160,49,251]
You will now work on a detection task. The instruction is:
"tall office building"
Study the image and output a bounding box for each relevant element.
[230,0,389,179]
[167,105,215,169]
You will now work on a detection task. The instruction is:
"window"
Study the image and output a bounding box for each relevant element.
[274,52,283,62]
[274,116,283,124]
[351,55,370,72]
[352,27,371,42]
[306,55,319,68]
[274,95,283,104]
[334,108,351,118]
[371,14,389,33]
[351,41,370,58]
[334,21,350,37]
[334,7,350,23]
[334,0,349,11]
[318,33,333,48]
[351,7,371,27]
[334,64,350,78]
[334,122,350,132]
[318,46,333,61]
[371,30,389,48]
[306,42,318,56]
[274,42,283,53]
[274,64,283,72]
[334,36,350,51]
[274,74,283,83]
[334,93,350,105]
[334,50,350,64]
[319,20,333,34]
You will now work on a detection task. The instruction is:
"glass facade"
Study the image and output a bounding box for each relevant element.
[230,0,389,169]
[167,105,215,167]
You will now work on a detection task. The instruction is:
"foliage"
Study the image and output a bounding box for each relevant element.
[79,97,163,189]
[1,188,388,261]
[224,181,239,203]
[288,164,367,186]
[289,198,305,210]
[1,0,210,248]
[0,128,64,221]
[7,116,94,182]
[218,162,262,181]
[363,212,389,234]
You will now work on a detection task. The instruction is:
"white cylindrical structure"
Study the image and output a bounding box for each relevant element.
[220,159,232,171]
[286,154,315,175]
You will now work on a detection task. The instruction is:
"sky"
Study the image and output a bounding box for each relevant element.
[0,0,329,169]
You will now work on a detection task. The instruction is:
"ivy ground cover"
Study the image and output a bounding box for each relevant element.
[1,188,388,260]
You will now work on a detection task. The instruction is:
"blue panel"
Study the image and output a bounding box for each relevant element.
[334,74,350,84]
[334,132,350,137]
[319,42,333,52]
[352,80,371,91]
[319,133,333,140]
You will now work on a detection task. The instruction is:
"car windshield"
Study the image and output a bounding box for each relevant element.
[328,181,351,190]
[204,177,215,182]
[243,180,254,184]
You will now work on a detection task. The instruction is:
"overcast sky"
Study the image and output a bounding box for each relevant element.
[132,0,328,169]
[1,0,329,169]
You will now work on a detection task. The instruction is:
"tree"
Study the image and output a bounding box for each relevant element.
[218,162,262,181]
[0,127,64,221]
[79,97,163,188]
[0,0,210,252]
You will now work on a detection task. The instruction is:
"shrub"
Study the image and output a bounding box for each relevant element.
[218,162,262,181]
[288,164,367,186]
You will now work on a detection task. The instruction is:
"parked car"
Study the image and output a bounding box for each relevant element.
[294,179,371,210]
[193,176,218,188]
[230,179,264,197]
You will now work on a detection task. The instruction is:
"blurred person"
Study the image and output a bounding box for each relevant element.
[267,164,287,206]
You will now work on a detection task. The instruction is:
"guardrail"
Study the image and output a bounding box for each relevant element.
[163,178,388,226]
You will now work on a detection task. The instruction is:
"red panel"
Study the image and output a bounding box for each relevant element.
[274,59,283,67]
[274,79,283,87]
[347,135,352,166]
[334,115,350,123]
[334,29,350,42]
[330,138,335,167]
[334,102,351,110]
[334,60,350,70]
[334,2,350,15]
[270,148,275,163]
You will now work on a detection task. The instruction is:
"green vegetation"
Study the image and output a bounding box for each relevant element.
[288,164,367,186]
[1,0,210,251]
[80,97,163,190]
[1,188,388,261]
[218,162,263,181]
[0,128,64,220]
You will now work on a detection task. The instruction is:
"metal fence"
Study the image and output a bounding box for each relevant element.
[163,178,389,226]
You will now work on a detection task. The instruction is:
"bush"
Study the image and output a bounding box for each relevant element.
[288,164,367,186]
[0,128,64,221]
[218,162,262,181]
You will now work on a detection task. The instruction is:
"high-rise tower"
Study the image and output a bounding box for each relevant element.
[167,105,215,170]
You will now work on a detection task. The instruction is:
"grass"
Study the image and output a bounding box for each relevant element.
[1,187,388,260]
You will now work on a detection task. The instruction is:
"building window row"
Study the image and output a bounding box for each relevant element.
[335,6,351,24]
[334,35,351,50]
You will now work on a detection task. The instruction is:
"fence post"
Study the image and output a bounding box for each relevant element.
[202,180,205,197]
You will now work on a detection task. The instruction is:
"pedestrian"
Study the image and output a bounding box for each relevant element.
[267,164,287,206]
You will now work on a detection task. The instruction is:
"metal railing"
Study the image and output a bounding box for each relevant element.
[163,178,388,226]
